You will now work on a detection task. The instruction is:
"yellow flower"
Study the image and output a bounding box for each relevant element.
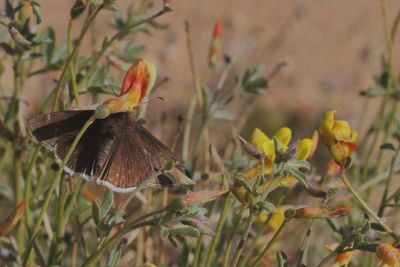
[296,138,313,160]
[268,206,286,231]
[319,111,358,167]
[233,128,313,201]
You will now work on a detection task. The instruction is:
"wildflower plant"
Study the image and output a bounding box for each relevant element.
[0,0,400,267]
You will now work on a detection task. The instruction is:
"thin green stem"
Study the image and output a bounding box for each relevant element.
[250,220,287,267]
[182,95,196,162]
[223,204,246,267]
[23,146,40,229]
[48,175,67,266]
[378,145,400,215]
[81,218,159,267]
[67,20,80,107]
[51,6,103,111]
[230,208,255,267]
[22,116,96,265]
[296,220,314,266]
[204,193,231,267]
[339,173,399,242]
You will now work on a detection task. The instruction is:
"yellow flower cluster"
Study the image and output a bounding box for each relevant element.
[319,111,358,167]
[233,127,313,201]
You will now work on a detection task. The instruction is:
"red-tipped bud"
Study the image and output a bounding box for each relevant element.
[294,205,350,219]
[0,201,25,236]
[208,21,222,68]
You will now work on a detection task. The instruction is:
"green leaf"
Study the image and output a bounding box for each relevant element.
[169,226,200,237]
[69,202,91,219]
[101,189,114,217]
[360,220,371,234]
[380,143,396,151]
[51,42,67,65]
[235,174,253,194]
[0,43,15,55]
[256,201,277,213]
[71,3,87,20]
[92,199,101,225]
[241,67,268,95]
[160,212,175,224]
[32,2,42,24]
[287,168,309,188]
[360,87,386,97]
[285,160,311,170]
[213,110,235,121]
[168,235,178,247]
[276,251,288,267]
[107,213,125,227]
[326,188,339,201]
[42,28,55,65]
[88,65,107,87]
[160,227,169,238]
[106,246,122,267]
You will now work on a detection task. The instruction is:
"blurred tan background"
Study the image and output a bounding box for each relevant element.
[11,0,400,142]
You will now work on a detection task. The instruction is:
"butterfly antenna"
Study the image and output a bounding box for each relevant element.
[137,96,165,106]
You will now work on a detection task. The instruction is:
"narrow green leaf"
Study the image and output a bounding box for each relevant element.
[256,201,277,213]
[92,199,101,225]
[276,251,288,267]
[380,143,396,151]
[235,174,253,194]
[169,226,200,237]
[326,188,339,201]
[101,189,114,217]
[168,235,178,247]
[160,227,169,238]
[288,168,309,188]
[285,160,311,170]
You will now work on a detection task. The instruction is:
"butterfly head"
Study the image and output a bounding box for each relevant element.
[95,59,157,119]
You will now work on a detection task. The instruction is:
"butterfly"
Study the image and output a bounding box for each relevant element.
[27,59,186,193]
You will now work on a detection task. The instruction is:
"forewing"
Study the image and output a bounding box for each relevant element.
[27,110,94,150]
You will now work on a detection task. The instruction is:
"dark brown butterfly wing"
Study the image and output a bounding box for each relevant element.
[28,110,111,180]
[96,118,179,191]
[28,111,181,192]
[27,110,94,151]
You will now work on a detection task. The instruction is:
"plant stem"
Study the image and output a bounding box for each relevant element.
[81,218,159,267]
[51,6,103,111]
[22,116,96,265]
[67,19,80,107]
[378,145,400,216]
[230,208,255,267]
[339,172,399,242]
[250,220,287,267]
[223,204,246,267]
[204,193,231,267]
[296,220,314,266]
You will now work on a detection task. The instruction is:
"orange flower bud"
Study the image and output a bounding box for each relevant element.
[0,202,25,237]
[294,205,349,219]
[376,243,400,267]
[208,21,222,67]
